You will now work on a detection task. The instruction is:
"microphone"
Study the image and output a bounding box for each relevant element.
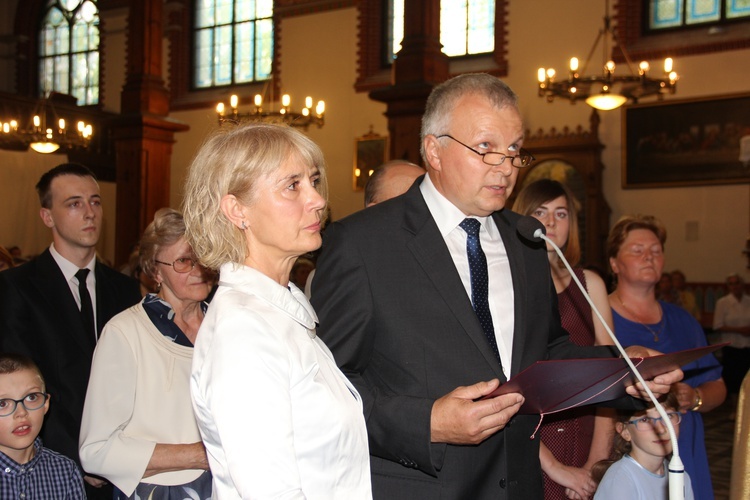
[517,215,685,500]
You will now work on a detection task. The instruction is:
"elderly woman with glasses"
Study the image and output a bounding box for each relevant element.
[79,208,215,499]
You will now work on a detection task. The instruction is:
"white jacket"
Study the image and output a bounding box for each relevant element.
[191,263,372,499]
[79,303,205,496]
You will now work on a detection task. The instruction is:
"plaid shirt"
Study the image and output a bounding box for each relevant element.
[0,438,85,499]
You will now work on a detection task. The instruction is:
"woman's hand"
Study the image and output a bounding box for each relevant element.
[540,442,596,499]
[673,382,697,412]
[545,462,596,499]
[143,442,210,479]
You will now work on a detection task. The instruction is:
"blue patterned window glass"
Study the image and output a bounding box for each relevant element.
[387,1,495,63]
[649,0,749,29]
[194,0,273,89]
[686,0,721,23]
[727,0,750,18]
[39,0,99,105]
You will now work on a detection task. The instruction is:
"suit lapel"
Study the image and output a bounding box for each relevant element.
[94,262,114,333]
[401,184,506,380]
[31,250,94,355]
[493,211,530,377]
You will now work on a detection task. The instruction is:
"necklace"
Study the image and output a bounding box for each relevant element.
[615,292,665,342]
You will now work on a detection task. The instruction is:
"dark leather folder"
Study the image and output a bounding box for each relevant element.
[484,343,725,415]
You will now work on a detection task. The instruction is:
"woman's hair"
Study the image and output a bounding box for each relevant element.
[139,208,186,280]
[591,390,679,484]
[420,73,518,165]
[0,353,46,391]
[512,179,582,267]
[182,123,328,270]
[606,214,667,262]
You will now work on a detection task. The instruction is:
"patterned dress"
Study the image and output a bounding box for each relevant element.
[540,268,598,499]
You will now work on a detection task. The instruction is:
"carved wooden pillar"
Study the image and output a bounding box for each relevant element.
[369,0,448,164]
[112,0,188,266]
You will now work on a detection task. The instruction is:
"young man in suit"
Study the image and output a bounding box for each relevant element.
[311,74,681,499]
[0,163,141,499]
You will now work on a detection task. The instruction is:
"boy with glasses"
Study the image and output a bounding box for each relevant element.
[0,353,85,499]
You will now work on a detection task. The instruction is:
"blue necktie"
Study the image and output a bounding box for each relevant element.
[459,218,501,364]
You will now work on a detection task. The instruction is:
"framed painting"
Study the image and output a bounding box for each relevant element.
[623,93,750,188]
[353,130,388,191]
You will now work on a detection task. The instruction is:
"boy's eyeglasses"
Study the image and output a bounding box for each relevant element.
[625,411,681,431]
[155,257,198,273]
[0,392,49,417]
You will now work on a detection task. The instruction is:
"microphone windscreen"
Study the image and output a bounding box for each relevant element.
[517,216,546,242]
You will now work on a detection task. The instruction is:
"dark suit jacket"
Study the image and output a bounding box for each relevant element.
[312,180,624,500]
[0,248,141,467]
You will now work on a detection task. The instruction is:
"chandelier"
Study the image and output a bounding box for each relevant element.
[0,94,93,154]
[216,92,325,130]
[536,1,678,111]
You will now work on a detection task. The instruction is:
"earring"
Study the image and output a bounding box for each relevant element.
[241,221,247,230]
[155,281,162,292]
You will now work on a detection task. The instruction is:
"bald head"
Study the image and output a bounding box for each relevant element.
[365,160,425,207]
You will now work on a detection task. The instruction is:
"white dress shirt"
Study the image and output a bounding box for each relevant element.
[191,263,372,499]
[420,174,515,378]
[713,293,750,349]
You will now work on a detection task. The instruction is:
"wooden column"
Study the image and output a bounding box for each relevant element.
[112,0,188,266]
[368,0,448,165]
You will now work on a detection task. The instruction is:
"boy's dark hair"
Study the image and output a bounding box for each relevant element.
[591,390,680,484]
[0,353,46,390]
[35,163,97,209]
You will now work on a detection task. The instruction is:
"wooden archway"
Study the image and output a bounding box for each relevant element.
[511,110,611,271]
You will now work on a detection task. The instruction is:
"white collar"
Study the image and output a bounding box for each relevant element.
[49,243,96,283]
[419,172,499,240]
[217,263,318,333]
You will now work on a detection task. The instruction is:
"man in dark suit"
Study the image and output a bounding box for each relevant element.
[312,74,681,499]
[0,163,141,499]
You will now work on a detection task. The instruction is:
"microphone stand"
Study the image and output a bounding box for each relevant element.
[532,227,685,500]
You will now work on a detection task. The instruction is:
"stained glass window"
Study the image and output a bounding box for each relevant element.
[387,0,495,62]
[649,0,750,29]
[194,0,274,89]
[39,0,99,105]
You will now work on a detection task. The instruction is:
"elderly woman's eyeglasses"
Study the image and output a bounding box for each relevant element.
[437,134,535,168]
[0,392,49,417]
[625,411,681,431]
[155,257,198,274]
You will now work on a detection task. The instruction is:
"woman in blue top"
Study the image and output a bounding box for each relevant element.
[606,214,726,500]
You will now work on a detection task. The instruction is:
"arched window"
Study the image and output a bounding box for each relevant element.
[39,0,100,105]
[648,0,750,31]
[193,0,274,89]
[388,0,495,63]
[614,0,750,63]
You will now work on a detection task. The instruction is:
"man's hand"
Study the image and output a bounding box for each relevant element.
[430,379,524,445]
[623,346,683,400]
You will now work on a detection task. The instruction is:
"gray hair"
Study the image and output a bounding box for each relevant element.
[420,73,519,164]
[182,123,328,270]
[139,208,186,280]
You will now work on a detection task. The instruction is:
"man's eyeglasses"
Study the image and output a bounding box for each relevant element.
[437,134,535,168]
[625,411,681,431]
[155,257,199,274]
[0,392,49,417]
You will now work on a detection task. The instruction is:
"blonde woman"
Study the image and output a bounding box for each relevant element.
[183,123,372,499]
